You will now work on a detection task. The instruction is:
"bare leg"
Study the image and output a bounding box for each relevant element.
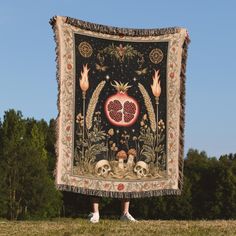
[121,198,130,214]
[120,198,137,221]
[89,197,100,223]
[91,197,100,213]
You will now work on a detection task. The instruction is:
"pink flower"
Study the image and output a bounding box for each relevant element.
[116,44,126,57]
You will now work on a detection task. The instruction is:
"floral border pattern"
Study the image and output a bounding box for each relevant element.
[52,16,188,196]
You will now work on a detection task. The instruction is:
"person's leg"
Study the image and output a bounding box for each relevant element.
[88,197,100,223]
[120,198,137,221]
[121,198,130,214]
[91,197,100,213]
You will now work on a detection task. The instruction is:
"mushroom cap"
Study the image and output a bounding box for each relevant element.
[116,150,127,160]
[128,148,137,157]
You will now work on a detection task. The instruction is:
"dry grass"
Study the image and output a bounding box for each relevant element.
[0,218,236,236]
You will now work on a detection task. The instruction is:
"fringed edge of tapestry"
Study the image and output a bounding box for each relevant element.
[49,16,190,198]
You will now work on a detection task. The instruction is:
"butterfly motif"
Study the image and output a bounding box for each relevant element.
[135,68,147,75]
[96,63,108,72]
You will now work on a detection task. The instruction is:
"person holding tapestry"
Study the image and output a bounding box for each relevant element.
[50,16,189,226]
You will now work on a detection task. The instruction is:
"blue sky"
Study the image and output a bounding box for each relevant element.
[0,0,235,157]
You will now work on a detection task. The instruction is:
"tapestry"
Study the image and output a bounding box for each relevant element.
[50,16,190,198]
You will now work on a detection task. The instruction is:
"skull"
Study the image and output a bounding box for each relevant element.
[134,161,149,178]
[95,160,111,177]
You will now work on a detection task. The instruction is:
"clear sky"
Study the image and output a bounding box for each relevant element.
[0,0,235,158]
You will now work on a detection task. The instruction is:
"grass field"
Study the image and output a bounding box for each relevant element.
[0,218,236,236]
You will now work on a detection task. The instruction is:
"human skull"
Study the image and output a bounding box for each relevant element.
[95,160,111,177]
[134,161,149,178]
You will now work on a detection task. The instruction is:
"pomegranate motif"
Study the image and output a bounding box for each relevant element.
[104,81,139,127]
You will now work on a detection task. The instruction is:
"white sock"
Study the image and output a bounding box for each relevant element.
[93,212,99,218]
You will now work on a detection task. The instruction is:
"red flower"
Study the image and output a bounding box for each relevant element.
[117,183,125,191]
[170,72,175,79]
[66,125,71,131]
[67,64,72,70]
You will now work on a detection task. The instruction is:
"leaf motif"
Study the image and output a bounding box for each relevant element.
[141,152,153,163]
[86,81,106,129]
[158,134,165,144]
[138,83,156,132]
[142,144,155,154]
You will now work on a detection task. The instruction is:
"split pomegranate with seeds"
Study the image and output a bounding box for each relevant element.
[104,81,139,127]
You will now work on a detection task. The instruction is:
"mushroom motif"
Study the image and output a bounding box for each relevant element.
[134,161,149,178]
[95,160,111,177]
[116,150,127,170]
[127,148,137,170]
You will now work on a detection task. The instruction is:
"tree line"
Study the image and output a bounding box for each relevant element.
[0,109,235,220]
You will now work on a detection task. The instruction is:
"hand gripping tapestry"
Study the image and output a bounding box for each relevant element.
[50,16,190,198]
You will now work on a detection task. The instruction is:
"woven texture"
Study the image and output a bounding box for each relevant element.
[50,16,190,198]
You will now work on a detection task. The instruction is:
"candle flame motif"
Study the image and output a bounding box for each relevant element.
[80,64,90,92]
[151,69,161,98]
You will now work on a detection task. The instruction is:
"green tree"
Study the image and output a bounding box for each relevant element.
[185,149,236,219]
[45,119,57,177]
[0,110,26,219]
[20,121,62,219]
[0,109,62,220]
[218,154,236,218]
[0,118,8,216]
[164,175,193,219]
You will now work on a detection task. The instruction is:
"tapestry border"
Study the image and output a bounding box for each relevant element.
[49,16,190,198]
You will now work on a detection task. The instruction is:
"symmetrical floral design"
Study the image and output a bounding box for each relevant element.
[98,43,143,63]
[51,16,189,197]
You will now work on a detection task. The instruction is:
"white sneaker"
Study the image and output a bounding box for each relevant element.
[88,212,99,223]
[120,212,138,222]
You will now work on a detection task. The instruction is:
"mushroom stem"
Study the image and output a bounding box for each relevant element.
[118,159,124,169]
[127,155,134,167]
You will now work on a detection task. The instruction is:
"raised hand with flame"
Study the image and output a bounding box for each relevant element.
[80,64,90,93]
[151,69,161,98]
[79,64,90,158]
[151,69,162,166]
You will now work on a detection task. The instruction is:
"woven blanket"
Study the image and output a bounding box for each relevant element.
[50,16,190,198]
